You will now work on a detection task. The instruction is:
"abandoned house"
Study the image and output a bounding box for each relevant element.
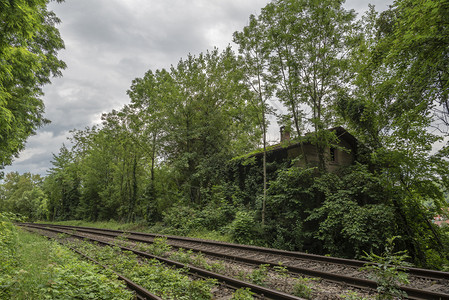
[249,126,358,172]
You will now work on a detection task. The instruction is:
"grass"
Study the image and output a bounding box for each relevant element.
[42,219,149,232]
[13,231,54,299]
[1,226,133,299]
[40,219,233,242]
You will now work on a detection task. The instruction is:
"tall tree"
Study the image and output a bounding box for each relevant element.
[385,0,449,128]
[127,68,184,221]
[234,15,275,225]
[0,0,66,170]
[166,48,258,203]
[127,69,176,206]
[337,4,449,266]
[259,0,357,172]
[46,144,80,220]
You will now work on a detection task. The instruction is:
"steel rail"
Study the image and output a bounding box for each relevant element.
[20,223,449,300]
[25,223,382,289]
[20,223,303,300]
[28,222,449,280]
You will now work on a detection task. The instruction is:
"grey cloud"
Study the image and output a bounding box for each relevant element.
[344,0,390,15]
[3,131,69,176]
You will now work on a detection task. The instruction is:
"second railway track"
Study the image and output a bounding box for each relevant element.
[20,223,449,300]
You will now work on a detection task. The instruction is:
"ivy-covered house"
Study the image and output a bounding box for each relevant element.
[226,126,359,207]
[224,126,360,251]
[249,126,358,172]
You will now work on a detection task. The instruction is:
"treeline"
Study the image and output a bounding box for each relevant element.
[1,0,449,269]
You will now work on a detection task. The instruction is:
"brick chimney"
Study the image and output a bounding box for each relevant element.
[280,126,290,142]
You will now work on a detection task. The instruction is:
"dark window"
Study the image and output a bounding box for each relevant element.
[330,147,336,162]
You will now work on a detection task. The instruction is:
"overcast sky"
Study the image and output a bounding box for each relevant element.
[5,0,390,176]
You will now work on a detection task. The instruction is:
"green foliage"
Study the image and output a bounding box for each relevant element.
[45,145,80,221]
[160,197,237,236]
[231,288,255,300]
[273,262,290,291]
[228,210,262,245]
[0,223,133,300]
[307,166,396,258]
[147,237,172,257]
[0,0,66,168]
[0,172,48,221]
[40,249,133,300]
[248,264,270,286]
[264,165,317,251]
[339,290,373,300]
[169,248,194,265]
[361,236,411,299]
[0,213,18,298]
[72,240,216,299]
[339,0,449,267]
[292,277,314,299]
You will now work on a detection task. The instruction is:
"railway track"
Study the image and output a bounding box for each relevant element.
[20,223,303,299]
[20,223,449,300]
[67,246,164,300]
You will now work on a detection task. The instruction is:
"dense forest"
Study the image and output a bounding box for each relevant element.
[1,0,449,270]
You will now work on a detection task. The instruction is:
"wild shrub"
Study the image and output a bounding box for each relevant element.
[307,166,396,258]
[169,248,194,264]
[148,237,172,256]
[248,264,269,286]
[361,236,411,299]
[228,210,262,245]
[161,194,236,235]
[293,277,314,299]
[162,205,204,234]
[231,287,255,299]
[264,166,317,251]
[198,192,236,231]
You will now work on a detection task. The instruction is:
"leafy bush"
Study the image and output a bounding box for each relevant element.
[231,288,255,299]
[293,277,314,299]
[228,210,262,245]
[361,236,411,299]
[307,166,396,258]
[248,264,269,286]
[264,166,318,251]
[147,237,172,256]
[161,195,236,235]
[162,205,203,234]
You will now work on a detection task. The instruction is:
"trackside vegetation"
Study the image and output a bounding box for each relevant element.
[68,240,217,299]
[1,0,449,276]
[0,213,133,299]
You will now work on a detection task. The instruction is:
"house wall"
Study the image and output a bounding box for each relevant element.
[286,139,355,172]
[327,139,354,172]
